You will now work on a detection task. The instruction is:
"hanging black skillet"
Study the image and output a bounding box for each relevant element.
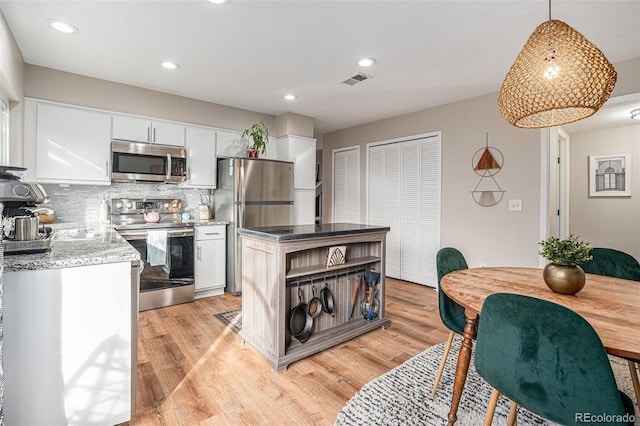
[320,279,335,317]
[289,287,313,343]
[307,284,323,318]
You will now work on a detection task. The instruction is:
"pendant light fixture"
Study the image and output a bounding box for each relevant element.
[498,0,617,128]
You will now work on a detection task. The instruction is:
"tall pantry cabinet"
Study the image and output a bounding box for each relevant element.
[368,133,441,287]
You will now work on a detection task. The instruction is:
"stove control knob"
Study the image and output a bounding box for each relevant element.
[171,202,178,209]
[164,203,170,209]
[115,202,123,209]
[12,184,30,197]
[126,202,133,209]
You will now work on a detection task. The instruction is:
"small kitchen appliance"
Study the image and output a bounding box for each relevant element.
[111,198,194,311]
[111,141,187,183]
[0,165,51,254]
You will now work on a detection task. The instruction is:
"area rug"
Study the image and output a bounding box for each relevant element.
[214,309,242,335]
[336,338,639,426]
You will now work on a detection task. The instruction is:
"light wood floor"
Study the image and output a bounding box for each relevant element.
[124,278,449,425]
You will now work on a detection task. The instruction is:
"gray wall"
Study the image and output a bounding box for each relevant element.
[321,57,640,270]
[322,92,541,269]
[569,125,640,260]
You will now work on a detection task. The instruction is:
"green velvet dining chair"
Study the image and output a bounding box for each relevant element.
[475,293,635,426]
[579,247,640,406]
[431,247,469,397]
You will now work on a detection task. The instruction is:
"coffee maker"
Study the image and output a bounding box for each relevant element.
[0,166,51,254]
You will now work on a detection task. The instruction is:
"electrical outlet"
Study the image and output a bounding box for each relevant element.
[509,199,523,211]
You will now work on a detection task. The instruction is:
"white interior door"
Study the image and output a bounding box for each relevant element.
[367,133,441,287]
[333,146,360,223]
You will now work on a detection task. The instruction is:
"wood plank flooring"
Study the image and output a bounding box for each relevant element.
[123,278,449,425]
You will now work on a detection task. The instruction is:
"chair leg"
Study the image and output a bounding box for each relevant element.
[431,331,455,397]
[484,388,500,426]
[628,361,640,407]
[507,401,518,426]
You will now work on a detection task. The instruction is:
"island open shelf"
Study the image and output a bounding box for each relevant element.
[237,223,390,372]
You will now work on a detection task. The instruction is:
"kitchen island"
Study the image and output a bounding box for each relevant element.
[3,226,140,426]
[237,223,390,372]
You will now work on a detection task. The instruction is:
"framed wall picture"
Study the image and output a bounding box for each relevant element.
[589,153,631,197]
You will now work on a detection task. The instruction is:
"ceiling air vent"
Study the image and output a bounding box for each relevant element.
[342,72,371,86]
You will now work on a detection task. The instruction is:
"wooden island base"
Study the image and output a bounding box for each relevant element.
[237,223,390,372]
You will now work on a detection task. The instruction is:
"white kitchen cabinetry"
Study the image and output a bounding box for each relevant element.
[294,189,315,225]
[24,99,111,185]
[195,224,227,298]
[277,135,316,189]
[112,114,185,146]
[368,133,441,287]
[215,130,243,157]
[215,131,277,160]
[4,262,133,425]
[183,125,217,188]
[277,135,316,225]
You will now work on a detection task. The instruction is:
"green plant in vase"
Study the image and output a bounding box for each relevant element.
[242,121,269,158]
[538,234,592,295]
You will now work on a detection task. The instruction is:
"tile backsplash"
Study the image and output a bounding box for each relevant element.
[41,182,211,227]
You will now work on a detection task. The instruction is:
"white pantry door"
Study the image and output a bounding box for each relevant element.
[332,146,360,223]
[367,133,441,287]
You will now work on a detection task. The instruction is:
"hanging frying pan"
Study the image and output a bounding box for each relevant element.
[307,284,323,318]
[320,280,335,317]
[289,287,313,343]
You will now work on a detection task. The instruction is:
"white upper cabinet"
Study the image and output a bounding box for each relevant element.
[183,125,216,188]
[112,115,185,146]
[277,135,316,190]
[215,130,243,158]
[25,99,111,185]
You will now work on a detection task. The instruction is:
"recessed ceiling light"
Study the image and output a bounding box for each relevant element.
[357,57,377,67]
[208,0,232,4]
[45,18,79,34]
[284,94,297,101]
[160,61,180,70]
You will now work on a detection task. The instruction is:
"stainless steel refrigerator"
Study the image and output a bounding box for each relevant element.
[214,157,294,295]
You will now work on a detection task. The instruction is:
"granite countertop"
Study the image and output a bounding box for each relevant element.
[4,226,140,272]
[237,222,390,241]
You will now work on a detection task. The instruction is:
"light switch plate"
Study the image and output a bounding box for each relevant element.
[509,199,523,211]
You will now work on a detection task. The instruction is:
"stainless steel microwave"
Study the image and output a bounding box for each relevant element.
[111,141,187,183]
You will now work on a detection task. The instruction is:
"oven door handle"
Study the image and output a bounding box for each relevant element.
[120,229,194,240]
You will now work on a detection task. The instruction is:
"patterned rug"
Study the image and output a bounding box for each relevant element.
[214,309,242,335]
[336,338,639,425]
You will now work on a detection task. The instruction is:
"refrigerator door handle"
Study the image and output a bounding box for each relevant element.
[239,163,245,205]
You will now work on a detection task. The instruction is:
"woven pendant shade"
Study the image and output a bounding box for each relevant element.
[498,20,617,128]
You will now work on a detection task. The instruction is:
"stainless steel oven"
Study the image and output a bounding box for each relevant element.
[112,198,195,311]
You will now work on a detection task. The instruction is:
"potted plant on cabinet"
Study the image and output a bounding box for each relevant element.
[538,234,593,295]
[242,121,269,158]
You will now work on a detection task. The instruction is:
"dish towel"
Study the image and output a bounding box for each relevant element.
[146,230,168,267]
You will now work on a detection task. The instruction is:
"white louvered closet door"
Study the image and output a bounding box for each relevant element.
[367,134,441,287]
[333,147,360,223]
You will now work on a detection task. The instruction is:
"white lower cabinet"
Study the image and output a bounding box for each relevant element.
[195,224,227,298]
[4,262,134,425]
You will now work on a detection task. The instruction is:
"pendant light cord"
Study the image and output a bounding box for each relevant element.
[548,0,552,20]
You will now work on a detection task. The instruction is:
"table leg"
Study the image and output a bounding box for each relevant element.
[447,309,478,426]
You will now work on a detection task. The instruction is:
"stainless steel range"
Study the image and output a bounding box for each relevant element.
[112,198,194,311]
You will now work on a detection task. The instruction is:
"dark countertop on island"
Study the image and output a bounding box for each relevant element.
[237,222,390,241]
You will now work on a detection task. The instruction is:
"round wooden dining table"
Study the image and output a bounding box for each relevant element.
[440,266,640,426]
